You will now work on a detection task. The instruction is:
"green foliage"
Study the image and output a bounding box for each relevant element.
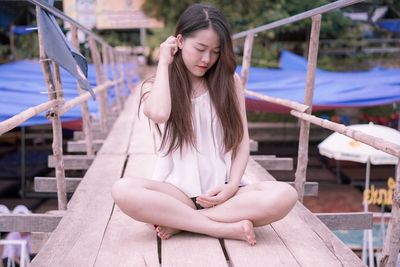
[97,30,141,47]
[14,34,39,60]
[143,0,354,40]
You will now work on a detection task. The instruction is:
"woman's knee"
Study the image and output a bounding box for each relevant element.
[111,179,145,213]
[256,181,297,219]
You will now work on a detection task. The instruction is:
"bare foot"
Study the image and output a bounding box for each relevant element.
[155,225,181,240]
[221,220,256,246]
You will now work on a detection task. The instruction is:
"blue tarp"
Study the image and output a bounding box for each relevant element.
[0,60,136,126]
[0,50,399,127]
[240,50,400,112]
[376,19,400,33]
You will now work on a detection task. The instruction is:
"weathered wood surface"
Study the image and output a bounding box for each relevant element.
[31,87,364,266]
[73,130,107,140]
[0,213,62,232]
[224,225,300,267]
[252,155,293,170]
[30,154,127,267]
[243,159,365,266]
[287,181,319,197]
[294,14,321,202]
[48,155,95,170]
[315,212,373,231]
[67,139,103,153]
[34,177,82,193]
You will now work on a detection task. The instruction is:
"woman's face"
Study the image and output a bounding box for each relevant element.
[177,27,220,79]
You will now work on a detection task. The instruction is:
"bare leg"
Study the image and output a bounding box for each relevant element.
[112,178,256,245]
[199,181,298,226]
[156,181,297,239]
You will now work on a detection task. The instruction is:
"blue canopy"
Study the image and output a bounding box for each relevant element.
[240,50,400,112]
[0,60,136,127]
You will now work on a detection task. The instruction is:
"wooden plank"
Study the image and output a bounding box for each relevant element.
[294,14,321,202]
[0,214,62,232]
[73,130,107,141]
[271,206,343,266]
[98,94,137,155]
[252,155,293,170]
[315,212,373,230]
[67,139,103,153]
[288,181,318,196]
[245,158,364,266]
[95,207,159,267]
[30,154,126,267]
[295,204,367,266]
[124,154,157,178]
[34,177,82,193]
[162,233,228,267]
[225,225,300,267]
[48,155,95,170]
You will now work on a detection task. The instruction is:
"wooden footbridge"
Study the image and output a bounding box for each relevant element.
[1,0,399,266]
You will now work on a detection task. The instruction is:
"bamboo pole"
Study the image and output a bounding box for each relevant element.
[245,89,309,112]
[240,33,254,88]
[125,54,136,93]
[101,43,110,113]
[52,62,64,100]
[380,163,400,267]
[294,15,321,202]
[59,80,121,115]
[117,53,128,98]
[290,110,400,158]
[0,101,58,135]
[71,25,95,156]
[88,36,107,134]
[108,47,123,111]
[36,6,67,210]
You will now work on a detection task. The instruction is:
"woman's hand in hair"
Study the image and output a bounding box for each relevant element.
[196,183,238,208]
[159,36,178,65]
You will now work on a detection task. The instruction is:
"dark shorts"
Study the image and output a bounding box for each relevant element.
[190,197,204,210]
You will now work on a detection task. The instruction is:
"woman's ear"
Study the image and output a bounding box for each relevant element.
[176,34,184,49]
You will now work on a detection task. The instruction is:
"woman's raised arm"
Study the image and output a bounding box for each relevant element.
[142,36,178,124]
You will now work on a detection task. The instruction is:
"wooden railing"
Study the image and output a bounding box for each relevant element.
[233,0,400,266]
[0,0,136,210]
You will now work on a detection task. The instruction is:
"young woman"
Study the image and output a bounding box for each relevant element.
[112,3,297,245]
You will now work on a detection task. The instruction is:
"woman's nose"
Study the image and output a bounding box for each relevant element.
[201,52,211,64]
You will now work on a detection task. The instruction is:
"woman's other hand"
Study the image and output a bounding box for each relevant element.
[159,36,178,65]
[196,183,238,208]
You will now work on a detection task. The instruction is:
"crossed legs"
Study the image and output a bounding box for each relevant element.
[111,178,297,245]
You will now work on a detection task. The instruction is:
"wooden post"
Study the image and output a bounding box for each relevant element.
[101,43,110,116]
[109,48,123,111]
[36,6,67,210]
[240,33,254,88]
[71,26,95,156]
[88,37,107,134]
[380,162,400,267]
[294,15,321,202]
[117,53,127,98]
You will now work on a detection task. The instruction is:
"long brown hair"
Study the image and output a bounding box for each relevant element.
[145,4,243,156]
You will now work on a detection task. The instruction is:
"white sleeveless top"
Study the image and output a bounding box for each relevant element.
[151,90,232,197]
